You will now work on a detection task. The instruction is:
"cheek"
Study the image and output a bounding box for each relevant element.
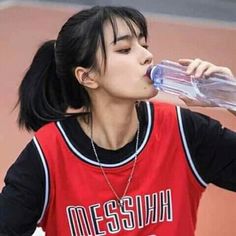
[106,55,136,75]
[104,65,131,86]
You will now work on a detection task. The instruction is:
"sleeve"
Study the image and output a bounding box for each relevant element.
[179,107,236,191]
[0,140,45,235]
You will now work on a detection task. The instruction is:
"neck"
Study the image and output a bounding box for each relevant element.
[79,101,139,150]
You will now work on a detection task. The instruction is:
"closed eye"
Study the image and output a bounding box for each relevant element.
[142,44,149,50]
[117,48,131,54]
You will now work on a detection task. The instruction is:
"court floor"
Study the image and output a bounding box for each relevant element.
[0,1,236,235]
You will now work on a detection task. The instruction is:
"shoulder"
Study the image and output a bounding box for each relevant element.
[35,121,58,138]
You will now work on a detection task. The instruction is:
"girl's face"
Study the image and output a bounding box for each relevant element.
[95,18,158,102]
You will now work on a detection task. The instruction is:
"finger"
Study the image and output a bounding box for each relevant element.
[220,67,234,77]
[178,58,193,66]
[186,58,202,75]
[195,62,211,78]
[204,66,233,78]
[204,66,218,77]
[214,67,233,77]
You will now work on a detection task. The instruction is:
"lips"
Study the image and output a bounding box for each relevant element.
[145,65,154,78]
[143,74,153,85]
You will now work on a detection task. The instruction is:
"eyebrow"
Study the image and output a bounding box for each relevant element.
[111,33,145,45]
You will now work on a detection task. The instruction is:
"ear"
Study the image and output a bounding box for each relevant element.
[74,67,99,89]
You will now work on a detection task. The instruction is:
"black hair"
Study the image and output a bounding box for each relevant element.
[17,6,148,132]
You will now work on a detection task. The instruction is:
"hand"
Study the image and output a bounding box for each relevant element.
[178,58,234,79]
[177,58,235,107]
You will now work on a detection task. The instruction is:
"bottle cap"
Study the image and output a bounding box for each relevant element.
[145,65,164,89]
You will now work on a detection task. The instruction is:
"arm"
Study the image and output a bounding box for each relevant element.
[0,141,45,235]
[180,107,236,191]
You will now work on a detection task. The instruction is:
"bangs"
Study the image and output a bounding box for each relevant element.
[108,14,148,44]
[94,6,148,73]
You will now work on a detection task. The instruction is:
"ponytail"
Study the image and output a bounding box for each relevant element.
[17,40,70,132]
[17,6,148,132]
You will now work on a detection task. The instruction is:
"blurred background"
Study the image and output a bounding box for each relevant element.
[0,0,236,235]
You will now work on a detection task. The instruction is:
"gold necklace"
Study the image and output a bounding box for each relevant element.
[90,116,140,208]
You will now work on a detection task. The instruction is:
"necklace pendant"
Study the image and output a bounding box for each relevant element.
[118,198,124,208]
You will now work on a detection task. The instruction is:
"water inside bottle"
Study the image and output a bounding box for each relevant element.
[153,61,198,99]
[192,77,236,110]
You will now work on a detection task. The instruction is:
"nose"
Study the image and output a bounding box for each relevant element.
[140,47,153,66]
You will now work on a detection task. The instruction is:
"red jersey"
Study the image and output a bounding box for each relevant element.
[34,102,205,235]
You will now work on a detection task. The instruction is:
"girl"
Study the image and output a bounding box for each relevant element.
[0,6,236,236]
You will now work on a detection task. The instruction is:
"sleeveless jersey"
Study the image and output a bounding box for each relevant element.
[34,102,205,236]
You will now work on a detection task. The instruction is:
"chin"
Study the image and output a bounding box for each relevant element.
[149,88,158,97]
[148,93,158,100]
[140,90,158,100]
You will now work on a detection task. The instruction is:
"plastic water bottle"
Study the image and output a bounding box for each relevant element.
[147,60,236,111]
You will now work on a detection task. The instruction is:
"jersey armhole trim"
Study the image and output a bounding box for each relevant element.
[33,136,50,224]
[176,106,207,188]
